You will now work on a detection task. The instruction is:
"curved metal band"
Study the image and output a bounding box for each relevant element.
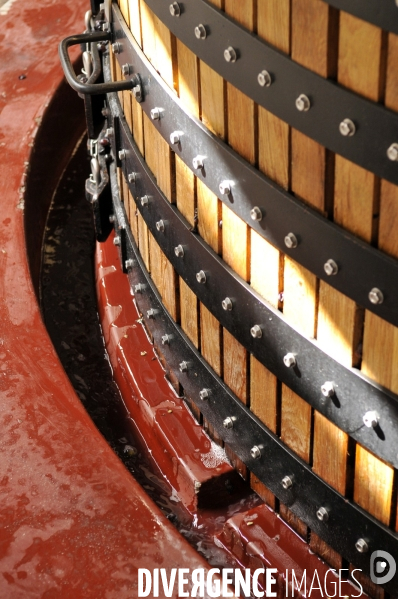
[322,0,398,35]
[111,5,398,329]
[105,116,398,592]
[136,1,398,186]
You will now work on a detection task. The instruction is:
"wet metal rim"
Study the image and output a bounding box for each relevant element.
[322,0,398,35]
[135,1,398,185]
[105,128,398,594]
[111,5,398,330]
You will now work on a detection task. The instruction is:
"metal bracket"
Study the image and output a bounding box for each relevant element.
[138,0,398,186]
[111,5,398,330]
[85,125,113,242]
[322,0,398,35]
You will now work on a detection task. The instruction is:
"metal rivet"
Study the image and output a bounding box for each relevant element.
[355,539,369,554]
[118,149,127,161]
[121,63,131,76]
[196,270,207,284]
[363,410,380,428]
[219,180,233,196]
[179,360,190,373]
[257,70,272,87]
[140,195,149,206]
[132,85,142,102]
[296,94,311,112]
[316,507,329,522]
[387,143,398,162]
[150,107,161,121]
[222,297,233,311]
[281,476,293,490]
[170,131,181,145]
[134,283,146,293]
[174,244,184,258]
[192,155,204,170]
[250,325,262,339]
[250,207,263,221]
[368,287,383,305]
[199,388,211,400]
[195,24,207,39]
[223,417,234,430]
[321,381,335,398]
[128,172,137,183]
[125,259,134,269]
[109,215,115,223]
[161,334,173,345]
[250,446,262,460]
[324,259,338,276]
[112,42,122,54]
[224,46,237,63]
[156,220,165,232]
[284,232,298,249]
[283,353,296,368]
[113,236,121,246]
[169,2,181,16]
[339,118,356,137]
[147,309,158,319]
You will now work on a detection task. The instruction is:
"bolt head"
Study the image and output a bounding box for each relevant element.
[283,353,296,368]
[324,259,338,276]
[250,206,263,221]
[109,214,115,223]
[150,107,161,121]
[368,287,383,305]
[156,220,165,232]
[339,118,356,137]
[196,270,207,284]
[174,244,184,258]
[113,236,121,246]
[161,334,172,345]
[121,63,131,76]
[224,46,237,63]
[125,259,134,269]
[132,85,142,102]
[219,180,232,196]
[223,417,234,430]
[195,24,207,39]
[170,131,180,145]
[199,388,210,400]
[284,232,298,249]
[112,42,122,54]
[250,325,262,339]
[193,155,204,170]
[281,476,293,490]
[179,361,189,373]
[118,149,127,161]
[250,446,262,460]
[105,127,113,137]
[134,283,145,293]
[316,507,329,522]
[257,70,272,87]
[140,195,149,206]
[296,94,311,112]
[147,309,157,319]
[128,172,137,183]
[355,538,369,554]
[387,143,398,162]
[169,2,181,16]
[321,381,335,398]
[222,297,233,311]
[363,410,380,428]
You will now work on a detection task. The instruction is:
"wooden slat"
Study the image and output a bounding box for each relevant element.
[128,0,142,46]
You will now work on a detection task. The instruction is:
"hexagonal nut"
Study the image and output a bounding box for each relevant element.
[283,353,296,368]
[174,244,184,258]
[150,107,161,121]
[284,232,298,249]
[224,46,237,63]
[179,360,189,373]
[199,388,211,400]
[324,259,338,276]
[222,297,233,311]
[156,220,165,233]
[195,24,207,39]
[316,507,329,522]
[355,538,369,554]
[363,410,380,428]
[339,118,356,137]
[113,236,121,246]
[295,94,311,112]
[121,63,131,76]
[250,325,262,339]
[132,85,142,102]
[192,156,204,170]
[125,259,134,269]
[223,417,234,430]
[250,206,263,221]
[219,180,232,196]
[169,2,181,16]
[368,287,383,305]
[118,149,127,161]
[281,475,293,490]
[250,446,262,460]
[170,131,180,145]
[140,195,149,207]
[196,270,207,284]
[321,381,335,398]
[257,70,272,87]
[387,143,398,162]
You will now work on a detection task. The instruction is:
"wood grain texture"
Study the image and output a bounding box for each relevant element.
[128,0,142,46]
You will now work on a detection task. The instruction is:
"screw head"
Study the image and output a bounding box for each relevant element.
[250,206,263,221]
[250,446,262,460]
[118,149,127,161]
[316,507,329,522]
[321,381,335,397]
[257,70,272,87]
[222,297,233,311]
[284,232,298,249]
[324,259,338,276]
[147,309,158,319]
[125,259,134,269]
[169,2,181,16]
[199,388,211,400]
[179,360,189,373]
[339,118,356,137]
[196,270,207,284]
[161,334,172,345]
[140,195,149,206]
[128,172,137,183]
[223,417,234,430]
[387,143,398,161]
[296,94,311,112]
[150,107,161,121]
[156,220,165,232]
[368,287,383,305]
[355,538,369,554]
[132,85,142,102]
[281,475,293,490]
[219,180,232,196]
[195,24,207,39]
[113,236,121,246]
[134,283,146,293]
[170,131,181,145]
[109,214,115,223]
[283,353,296,368]
[121,63,131,76]
[174,244,184,258]
[112,42,122,54]
[193,155,204,170]
[250,325,262,339]
[363,410,380,428]
[224,46,237,63]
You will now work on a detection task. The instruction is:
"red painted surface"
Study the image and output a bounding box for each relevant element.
[0,1,212,597]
